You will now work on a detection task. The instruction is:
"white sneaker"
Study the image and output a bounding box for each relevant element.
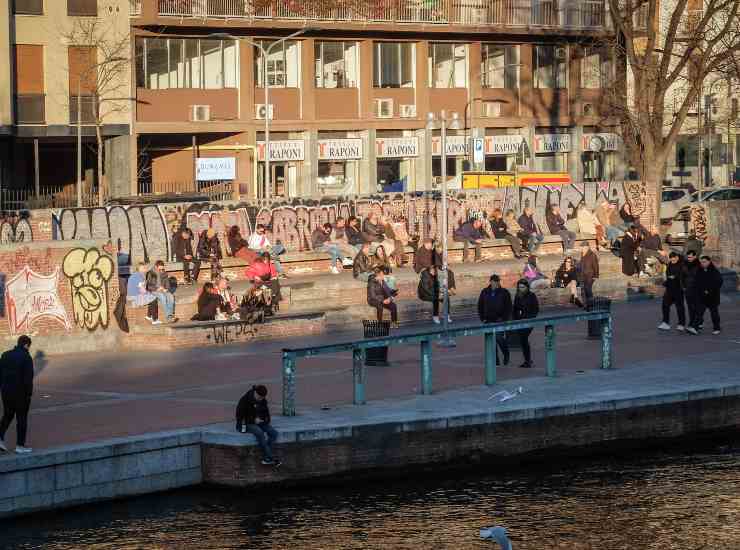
[151,320,162,325]
[145,316,153,322]
[432,316,441,324]
[332,266,341,275]
[712,330,721,335]
[687,327,699,335]
[657,322,671,331]
[447,316,453,323]
[15,446,32,454]
[676,325,685,332]
[0,440,7,452]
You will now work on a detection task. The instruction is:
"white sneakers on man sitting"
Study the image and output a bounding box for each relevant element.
[329,266,341,275]
[676,325,685,332]
[15,446,32,454]
[658,322,671,331]
[432,316,441,324]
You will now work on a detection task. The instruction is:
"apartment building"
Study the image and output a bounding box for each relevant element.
[131,0,623,199]
[0,0,131,200]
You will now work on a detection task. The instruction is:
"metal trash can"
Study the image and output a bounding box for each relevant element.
[587,296,612,339]
[363,320,390,366]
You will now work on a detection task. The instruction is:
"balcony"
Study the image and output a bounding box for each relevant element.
[14,94,45,124]
[156,0,607,29]
[131,0,142,15]
[69,95,98,125]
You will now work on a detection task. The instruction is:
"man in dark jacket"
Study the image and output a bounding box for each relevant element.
[689,256,723,335]
[478,274,512,366]
[146,260,176,323]
[413,238,456,292]
[197,228,223,281]
[353,243,374,281]
[546,205,576,251]
[518,207,544,253]
[512,279,539,369]
[489,209,524,258]
[172,228,199,284]
[0,335,34,453]
[579,242,600,302]
[658,252,686,332]
[683,250,701,329]
[620,225,641,277]
[638,229,664,276]
[235,385,280,466]
[418,266,441,323]
[367,267,398,326]
[453,219,485,262]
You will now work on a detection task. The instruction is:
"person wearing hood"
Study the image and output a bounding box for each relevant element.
[657,252,687,332]
[512,279,539,369]
[418,265,448,324]
[689,256,723,335]
[367,267,399,327]
[478,274,512,366]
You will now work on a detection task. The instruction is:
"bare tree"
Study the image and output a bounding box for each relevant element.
[63,15,131,207]
[600,0,740,229]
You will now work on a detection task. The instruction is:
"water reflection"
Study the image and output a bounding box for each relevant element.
[3,444,740,549]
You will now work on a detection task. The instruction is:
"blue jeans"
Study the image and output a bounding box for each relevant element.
[270,244,285,274]
[558,229,576,250]
[526,233,544,252]
[244,423,278,460]
[154,290,175,319]
[604,225,623,243]
[321,244,341,265]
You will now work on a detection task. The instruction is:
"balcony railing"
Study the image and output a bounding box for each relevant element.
[69,95,98,125]
[14,94,45,124]
[130,0,142,15]
[157,0,607,29]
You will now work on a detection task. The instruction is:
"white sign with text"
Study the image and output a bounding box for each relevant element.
[196,157,236,181]
[318,139,363,160]
[375,137,419,158]
[256,140,306,162]
[533,134,571,153]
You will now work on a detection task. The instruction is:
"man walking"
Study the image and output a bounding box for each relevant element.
[512,279,539,369]
[690,256,723,335]
[0,335,34,453]
[579,241,600,303]
[235,385,281,466]
[478,274,513,366]
[658,252,686,332]
[683,250,701,329]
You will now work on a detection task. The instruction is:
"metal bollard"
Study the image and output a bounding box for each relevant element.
[352,347,366,405]
[282,352,296,416]
[420,339,432,395]
[484,331,496,385]
[600,315,613,369]
[545,324,557,377]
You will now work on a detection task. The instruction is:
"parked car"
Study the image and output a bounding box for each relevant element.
[660,188,692,220]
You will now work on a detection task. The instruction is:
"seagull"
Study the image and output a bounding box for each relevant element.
[480,526,512,549]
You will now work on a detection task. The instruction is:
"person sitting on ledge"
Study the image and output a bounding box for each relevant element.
[228,225,257,264]
[146,260,177,324]
[172,227,199,284]
[246,253,282,308]
[367,266,399,328]
[191,282,223,321]
[413,238,456,295]
[554,256,583,308]
[236,385,281,467]
[362,212,395,255]
[248,224,287,278]
[345,216,367,253]
[522,255,550,290]
[353,242,374,281]
[489,208,525,259]
[126,262,157,315]
[197,228,224,281]
[546,204,577,252]
[311,222,343,275]
[373,245,396,291]
[518,207,544,253]
[453,218,485,263]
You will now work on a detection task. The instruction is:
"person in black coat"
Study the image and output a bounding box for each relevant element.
[235,385,280,466]
[418,266,442,323]
[0,335,34,453]
[683,250,701,328]
[620,225,641,277]
[489,209,524,258]
[689,256,723,334]
[512,279,540,369]
[367,267,398,326]
[197,228,223,281]
[658,252,687,331]
[478,274,513,366]
[172,227,199,284]
[191,282,223,321]
[554,256,583,307]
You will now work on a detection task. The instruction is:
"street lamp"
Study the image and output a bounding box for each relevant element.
[210,28,316,200]
[426,110,462,348]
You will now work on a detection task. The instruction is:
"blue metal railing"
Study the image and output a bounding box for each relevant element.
[281,310,613,416]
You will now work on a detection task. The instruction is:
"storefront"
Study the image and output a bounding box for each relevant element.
[581,132,621,182]
[376,136,419,192]
[431,135,468,189]
[533,130,571,171]
[317,137,362,194]
[256,139,305,198]
[484,134,525,171]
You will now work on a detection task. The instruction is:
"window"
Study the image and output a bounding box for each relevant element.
[13,0,43,15]
[662,190,687,202]
[429,43,467,88]
[255,40,300,88]
[68,46,97,123]
[13,44,45,123]
[136,38,238,90]
[314,41,358,88]
[481,44,519,89]
[581,48,613,89]
[373,42,414,88]
[318,161,351,187]
[67,0,97,16]
[534,45,567,89]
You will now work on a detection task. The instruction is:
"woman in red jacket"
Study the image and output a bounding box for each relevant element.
[245,253,282,308]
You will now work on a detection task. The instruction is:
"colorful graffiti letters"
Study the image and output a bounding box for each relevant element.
[5,266,70,334]
[62,247,115,331]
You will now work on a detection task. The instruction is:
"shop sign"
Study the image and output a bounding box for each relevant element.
[516,172,571,186]
[533,134,571,153]
[462,172,516,189]
[431,135,468,156]
[256,140,305,162]
[484,135,525,155]
[582,133,621,152]
[318,139,363,160]
[196,157,236,181]
[376,137,419,158]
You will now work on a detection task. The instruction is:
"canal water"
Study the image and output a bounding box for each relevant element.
[3,441,740,549]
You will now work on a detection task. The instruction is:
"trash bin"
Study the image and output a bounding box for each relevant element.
[587,296,612,339]
[363,320,391,366]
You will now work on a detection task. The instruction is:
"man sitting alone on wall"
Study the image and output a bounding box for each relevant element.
[236,385,281,466]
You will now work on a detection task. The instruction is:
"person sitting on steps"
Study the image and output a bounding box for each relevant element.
[554,256,584,308]
[522,255,550,290]
[546,204,577,252]
[228,225,258,264]
[246,253,282,311]
[489,208,525,259]
[248,225,287,279]
[353,242,374,282]
[367,267,399,328]
[453,218,485,263]
[197,228,223,281]
[518,207,545,253]
[191,282,223,321]
[236,385,281,467]
[172,227,199,284]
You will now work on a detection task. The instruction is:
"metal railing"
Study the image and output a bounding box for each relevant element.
[137,180,234,201]
[158,0,606,28]
[130,0,143,15]
[0,187,99,211]
[281,309,614,416]
[69,95,98,125]
[14,94,45,124]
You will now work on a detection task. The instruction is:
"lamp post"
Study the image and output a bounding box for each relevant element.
[210,28,315,200]
[426,110,462,348]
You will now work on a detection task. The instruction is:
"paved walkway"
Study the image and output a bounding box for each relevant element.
[2,295,738,451]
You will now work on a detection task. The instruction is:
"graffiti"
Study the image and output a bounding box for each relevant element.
[184,208,251,255]
[623,181,647,216]
[62,247,115,331]
[0,215,33,244]
[689,205,709,241]
[205,320,257,344]
[4,266,70,334]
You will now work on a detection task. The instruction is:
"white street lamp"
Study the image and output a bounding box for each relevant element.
[426,110,462,348]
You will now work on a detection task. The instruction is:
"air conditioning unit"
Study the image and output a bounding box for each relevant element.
[375,98,394,119]
[189,104,211,122]
[399,104,416,118]
[256,104,274,120]
[555,47,568,61]
[483,102,502,118]
[582,103,595,116]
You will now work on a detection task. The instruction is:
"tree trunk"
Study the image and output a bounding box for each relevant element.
[641,160,664,233]
[96,125,104,207]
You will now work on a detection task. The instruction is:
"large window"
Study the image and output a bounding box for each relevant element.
[68,0,96,16]
[580,48,613,89]
[373,42,414,88]
[13,0,44,15]
[534,45,567,89]
[135,38,238,90]
[314,41,358,88]
[429,43,467,88]
[255,40,300,88]
[481,44,519,89]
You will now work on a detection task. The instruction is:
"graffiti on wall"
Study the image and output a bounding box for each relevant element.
[51,182,632,263]
[62,248,115,331]
[0,214,33,245]
[206,320,257,345]
[689,205,709,241]
[4,266,70,334]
